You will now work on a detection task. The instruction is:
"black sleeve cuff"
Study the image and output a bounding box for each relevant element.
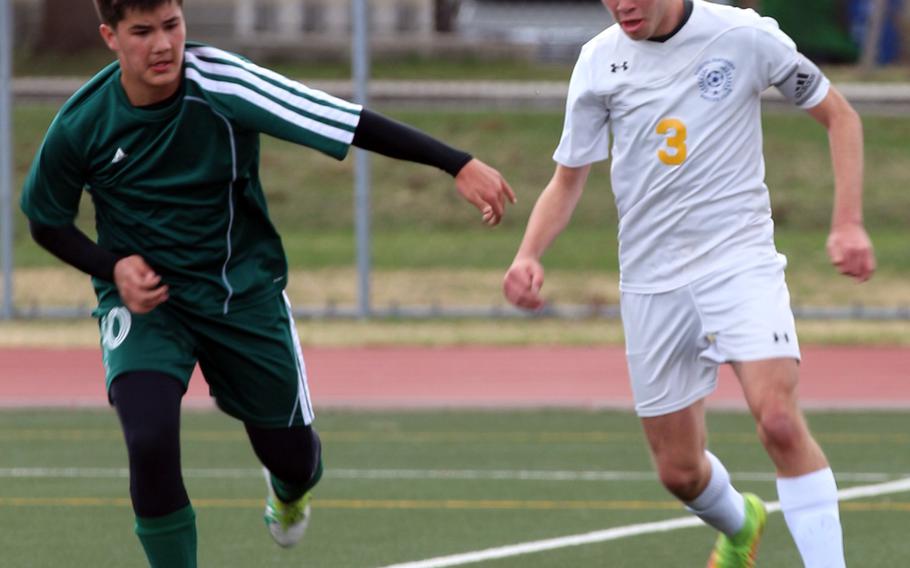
[351,108,473,177]
[29,220,122,282]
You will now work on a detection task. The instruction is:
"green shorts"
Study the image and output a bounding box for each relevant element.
[97,292,314,428]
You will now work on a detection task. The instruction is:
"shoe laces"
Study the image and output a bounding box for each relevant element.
[273,495,307,527]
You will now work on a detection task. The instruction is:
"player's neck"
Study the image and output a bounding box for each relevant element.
[120,75,182,107]
[650,0,689,41]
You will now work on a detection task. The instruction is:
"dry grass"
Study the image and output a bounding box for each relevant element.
[288,268,620,307]
[9,266,910,309]
[787,272,910,307]
[1,318,908,348]
[10,267,99,309]
[6,267,621,309]
[1,267,907,347]
[0,316,628,348]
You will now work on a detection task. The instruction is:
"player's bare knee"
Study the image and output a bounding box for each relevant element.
[657,462,706,500]
[756,410,803,453]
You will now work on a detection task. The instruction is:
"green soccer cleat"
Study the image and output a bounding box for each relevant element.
[263,469,312,548]
[707,493,767,568]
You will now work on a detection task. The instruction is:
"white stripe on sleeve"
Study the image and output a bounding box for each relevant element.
[187,47,361,117]
[185,67,356,145]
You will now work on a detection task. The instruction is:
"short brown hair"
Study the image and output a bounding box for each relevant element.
[94,0,183,27]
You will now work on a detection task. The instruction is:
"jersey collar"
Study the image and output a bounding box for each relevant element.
[112,65,187,122]
[619,0,699,51]
[648,0,694,43]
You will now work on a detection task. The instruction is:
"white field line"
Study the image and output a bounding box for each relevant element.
[0,467,904,484]
[377,477,910,568]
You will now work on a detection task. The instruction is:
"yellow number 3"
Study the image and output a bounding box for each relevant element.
[656,118,687,166]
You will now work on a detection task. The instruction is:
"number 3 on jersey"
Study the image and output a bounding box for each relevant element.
[656,118,687,166]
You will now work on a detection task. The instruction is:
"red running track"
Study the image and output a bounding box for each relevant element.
[0,346,907,410]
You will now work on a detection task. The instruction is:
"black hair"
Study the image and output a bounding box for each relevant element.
[94,0,183,27]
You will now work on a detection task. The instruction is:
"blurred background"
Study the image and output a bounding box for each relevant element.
[1,0,908,336]
[9,0,910,64]
[1,4,909,565]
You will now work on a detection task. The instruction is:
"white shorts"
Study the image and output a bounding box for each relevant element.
[620,258,801,417]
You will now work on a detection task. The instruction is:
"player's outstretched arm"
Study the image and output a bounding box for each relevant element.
[503,164,590,310]
[806,87,876,282]
[351,109,516,225]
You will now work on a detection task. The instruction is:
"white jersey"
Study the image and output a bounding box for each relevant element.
[554,0,829,293]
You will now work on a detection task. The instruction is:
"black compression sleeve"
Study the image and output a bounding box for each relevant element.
[351,108,473,177]
[29,220,121,282]
[110,371,189,517]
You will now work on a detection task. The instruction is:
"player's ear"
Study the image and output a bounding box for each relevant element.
[99,23,119,52]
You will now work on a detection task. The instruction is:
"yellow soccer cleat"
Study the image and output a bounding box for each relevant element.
[707,493,767,568]
[263,468,313,548]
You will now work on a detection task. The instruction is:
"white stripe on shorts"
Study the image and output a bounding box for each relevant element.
[282,292,315,426]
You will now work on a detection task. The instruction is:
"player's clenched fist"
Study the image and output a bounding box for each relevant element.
[114,255,170,314]
[826,223,876,282]
[503,257,545,310]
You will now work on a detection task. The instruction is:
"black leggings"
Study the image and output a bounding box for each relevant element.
[110,371,321,518]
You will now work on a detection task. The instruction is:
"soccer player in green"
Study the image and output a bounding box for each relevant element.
[20,1,516,566]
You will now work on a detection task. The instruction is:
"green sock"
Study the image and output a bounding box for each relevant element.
[135,505,197,568]
[271,458,324,503]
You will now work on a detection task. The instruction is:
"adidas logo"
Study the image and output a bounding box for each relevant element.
[111,147,128,164]
[794,72,814,101]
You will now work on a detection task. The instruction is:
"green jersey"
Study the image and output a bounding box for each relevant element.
[21,42,362,315]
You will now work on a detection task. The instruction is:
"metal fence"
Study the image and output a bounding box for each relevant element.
[1,0,13,319]
[2,0,908,321]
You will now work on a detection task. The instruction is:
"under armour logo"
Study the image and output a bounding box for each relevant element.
[111,147,128,164]
[773,332,791,344]
[611,61,629,73]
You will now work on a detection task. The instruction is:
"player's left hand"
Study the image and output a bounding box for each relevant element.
[454,159,517,226]
[826,222,876,282]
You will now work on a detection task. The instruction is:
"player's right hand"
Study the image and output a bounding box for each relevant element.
[503,257,545,310]
[114,255,170,314]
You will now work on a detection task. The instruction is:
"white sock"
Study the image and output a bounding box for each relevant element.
[776,468,845,568]
[685,450,746,536]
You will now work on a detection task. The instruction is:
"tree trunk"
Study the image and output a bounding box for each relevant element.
[859,0,888,73]
[434,0,461,33]
[38,0,101,52]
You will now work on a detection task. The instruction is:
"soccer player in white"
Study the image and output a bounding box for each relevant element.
[503,0,875,566]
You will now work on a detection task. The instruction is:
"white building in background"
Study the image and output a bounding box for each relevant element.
[229,0,434,38]
[18,0,897,64]
[11,0,437,45]
[215,0,614,60]
[455,0,612,60]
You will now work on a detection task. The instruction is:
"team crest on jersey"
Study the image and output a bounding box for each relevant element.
[695,58,735,102]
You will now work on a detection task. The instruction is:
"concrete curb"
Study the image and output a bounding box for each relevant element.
[13,78,910,113]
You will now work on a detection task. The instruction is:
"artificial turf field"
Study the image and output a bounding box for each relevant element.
[1,408,909,566]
